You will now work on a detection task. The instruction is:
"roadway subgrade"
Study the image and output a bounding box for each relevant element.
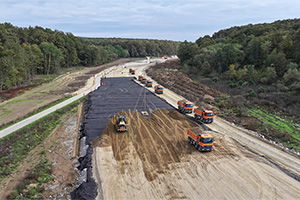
[82,77,173,145]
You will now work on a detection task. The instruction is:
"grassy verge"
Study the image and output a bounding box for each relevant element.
[6,98,29,105]
[248,108,300,151]
[0,95,73,131]
[6,156,53,199]
[0,96,86,181]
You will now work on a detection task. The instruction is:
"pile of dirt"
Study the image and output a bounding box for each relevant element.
[0,84,37,100]
[92,109,235,181]
[92,109,300,199]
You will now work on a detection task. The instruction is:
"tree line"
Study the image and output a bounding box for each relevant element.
[0,23,179,91]
[82,37,179,57]
[178,18,300,92]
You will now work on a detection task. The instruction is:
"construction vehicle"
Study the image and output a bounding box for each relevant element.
[154,85,164,94]
[187,127,214,152]
[177,100,193,113]
[138,75,143,81]
[130,69,135,74]
[113,115,129,132]
[194,108,216,123]
[141,77,147,84]
[146,80,153,87]
[129,68,133,73]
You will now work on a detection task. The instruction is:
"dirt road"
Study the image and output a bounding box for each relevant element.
[90,60,300,199]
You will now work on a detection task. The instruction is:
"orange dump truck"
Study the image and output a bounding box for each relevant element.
[154,85,164,94]
[141,77,147,84]
[146,80,153,87]
[138,75,143,81]
[194,108,216,123]
[129,68,135,74]
[187,127,214,152]
[177,100,193,113]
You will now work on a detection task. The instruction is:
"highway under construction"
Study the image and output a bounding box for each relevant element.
[72,62,300,200]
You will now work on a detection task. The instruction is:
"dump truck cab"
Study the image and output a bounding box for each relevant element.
[146,80,153,87]
[194,108,216,123]
[154,85,164,94]
[177,100,193,113]
[187,127,214,152]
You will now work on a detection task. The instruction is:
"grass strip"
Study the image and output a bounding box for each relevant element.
[0,95,73,131]
[249,109,300,140]
[0,96,86,180]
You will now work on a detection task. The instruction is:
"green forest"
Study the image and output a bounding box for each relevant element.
[0,23,178,91]
[178,18,300,92]
[177,19,300,144]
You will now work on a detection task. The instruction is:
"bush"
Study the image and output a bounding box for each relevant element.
[248,89,257,97]
[212,77,219,82]
[258,87,265,93]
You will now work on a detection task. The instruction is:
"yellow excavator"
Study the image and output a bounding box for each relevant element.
[113,115,129,132]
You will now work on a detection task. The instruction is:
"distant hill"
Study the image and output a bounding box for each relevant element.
[178,18,300,91]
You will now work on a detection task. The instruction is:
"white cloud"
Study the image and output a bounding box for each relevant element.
[0,0,300,41]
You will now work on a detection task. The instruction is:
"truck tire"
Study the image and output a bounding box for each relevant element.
[200,116,204,122]
[198,146,202,152]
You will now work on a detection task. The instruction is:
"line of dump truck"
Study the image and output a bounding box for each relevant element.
[177,100,216,123]
[110,74,216,152]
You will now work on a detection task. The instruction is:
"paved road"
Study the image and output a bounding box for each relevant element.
[0,60,149,139]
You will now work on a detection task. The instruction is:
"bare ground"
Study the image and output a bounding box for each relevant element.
[0,58,132,126]
[92,109,300,199]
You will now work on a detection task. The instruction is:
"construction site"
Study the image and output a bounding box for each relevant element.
[71,60,300,199]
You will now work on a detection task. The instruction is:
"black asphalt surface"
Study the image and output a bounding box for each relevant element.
[82,77,173,144]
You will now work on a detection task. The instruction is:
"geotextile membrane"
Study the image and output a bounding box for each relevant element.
[71,77,173,199]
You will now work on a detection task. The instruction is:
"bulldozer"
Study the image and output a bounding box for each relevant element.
[113,115,129,132]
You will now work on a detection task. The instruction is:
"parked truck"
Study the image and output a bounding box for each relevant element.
[129,68,135,74]
[177,100,193,113]
[141,77,147,84]
[154,85,164,94]
[194,108,216,123]
[146,80,153,87]
[138,75,143,81]
[187,127,214,152]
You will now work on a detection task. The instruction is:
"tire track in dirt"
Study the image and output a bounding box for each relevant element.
[92,109,300,200]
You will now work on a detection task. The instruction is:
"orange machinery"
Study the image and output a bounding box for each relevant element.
[177,100,193,113]
[187,127,214,152]
[194,108,216,123]
[154,85,164,94]
[146,80,153,87]
[138,75,143,81]
[141,77,147,84]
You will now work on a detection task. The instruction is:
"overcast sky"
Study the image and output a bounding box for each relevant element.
[1,0,300,41]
